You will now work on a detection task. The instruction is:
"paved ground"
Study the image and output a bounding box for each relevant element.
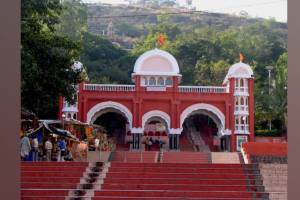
[87,151,111,162]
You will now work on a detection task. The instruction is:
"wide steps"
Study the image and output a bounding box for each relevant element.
[105,172,253,179]
[21,182,78,189]
[108,167,253,173]
[211,152,241,164]
[94,190,265,198]
[259,164,287,200]
[101,184,262,191]
[162,152,211,163]
[21,166,87,172]
[110,163,251,168]
[92,198,260,200]
[112,151,158,163]
[21,189,69,196]
[21,177,80,183]
[21,161,88,167]
[20,162,102,200]
[97,162,267,199]
[103,178,256,185]
[21,197,66,200]
[269,192,287,200]
[21,171,84,177]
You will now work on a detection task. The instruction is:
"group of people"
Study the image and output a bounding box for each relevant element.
[144,137,154,150]
[144,137,165,150]
[20,134,73,162]
[93,133,112,151]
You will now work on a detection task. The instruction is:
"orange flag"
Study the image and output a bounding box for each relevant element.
[157,33,165,47]
[239,53,244,62]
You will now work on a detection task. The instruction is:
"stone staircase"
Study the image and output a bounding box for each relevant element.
[211,152,241,164]
[161,151,212,163]
[188,127,210,152]
[21,161,105,200]
[92,162,269,200]
[259,164,287,200]
[21,160,272,200]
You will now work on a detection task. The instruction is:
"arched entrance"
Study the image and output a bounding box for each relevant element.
[93,109,128,147]
[86,102,133,150]
[142,110,170,150]
[180,103,230,152]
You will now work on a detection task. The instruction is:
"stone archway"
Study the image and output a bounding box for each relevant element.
[179,103,228,151]
[142,110,171,133]
[180,103,225,136]
[86,101,133,130]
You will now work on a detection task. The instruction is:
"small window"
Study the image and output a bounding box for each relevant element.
[67,113,71,119]
[245,97,248,105]
[73,113,77,119]
[244,79,248,87]
[141,77,148,86]
[240,97,244,105]
[235,117,239,125]
[149,77,156,85]
[240,79,244,87]
[157,77,164,86]
[235,79,239,87]
[166,77,173,86]
[241,116,246,124]
[235,97,239,105]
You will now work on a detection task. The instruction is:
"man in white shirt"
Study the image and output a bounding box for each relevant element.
[95,137,100,151]
[45,138,53,161]
[21,135,31,161]
[32,137,39,161]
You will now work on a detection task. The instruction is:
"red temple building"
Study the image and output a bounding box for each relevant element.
[59,48,255,152]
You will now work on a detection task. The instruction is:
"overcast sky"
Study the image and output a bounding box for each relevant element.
[82,0,287,22]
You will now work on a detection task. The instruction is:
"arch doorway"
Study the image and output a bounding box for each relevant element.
[87,101,133,150]
[142,110,170,151]
[180,104,230,152]
[93,110,128,147]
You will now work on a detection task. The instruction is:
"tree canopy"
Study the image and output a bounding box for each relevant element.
[21,0,83,118]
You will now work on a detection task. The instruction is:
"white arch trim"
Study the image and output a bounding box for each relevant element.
[142,110,171,131]
[86,101,133,130]
[133,48,180,75]
[180,103,225,136]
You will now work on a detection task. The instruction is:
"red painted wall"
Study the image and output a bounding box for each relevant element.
[71,75,254,152]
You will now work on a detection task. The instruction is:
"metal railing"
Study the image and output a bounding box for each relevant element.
[178,86,228,93]
[235,106,249,112]
[84,84,135,92]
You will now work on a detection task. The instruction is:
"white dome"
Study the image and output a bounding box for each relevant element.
[133,48,180,76]
[223,62,254,84]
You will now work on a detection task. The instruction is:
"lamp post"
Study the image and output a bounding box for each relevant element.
[266,66,273,131]
[266,66,273,95]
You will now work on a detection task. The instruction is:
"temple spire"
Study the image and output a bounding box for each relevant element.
[156,33,165,48]
[239,52,245,62]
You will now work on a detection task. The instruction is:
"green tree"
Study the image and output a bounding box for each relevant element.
[21,0,82,118]
[195,60,230,85]
[273,52,287,132]
[80,33,132,84]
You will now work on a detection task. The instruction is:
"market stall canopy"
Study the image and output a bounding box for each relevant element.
[26,120,79,141]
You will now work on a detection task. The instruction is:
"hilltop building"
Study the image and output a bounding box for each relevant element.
[59,48,254,152]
